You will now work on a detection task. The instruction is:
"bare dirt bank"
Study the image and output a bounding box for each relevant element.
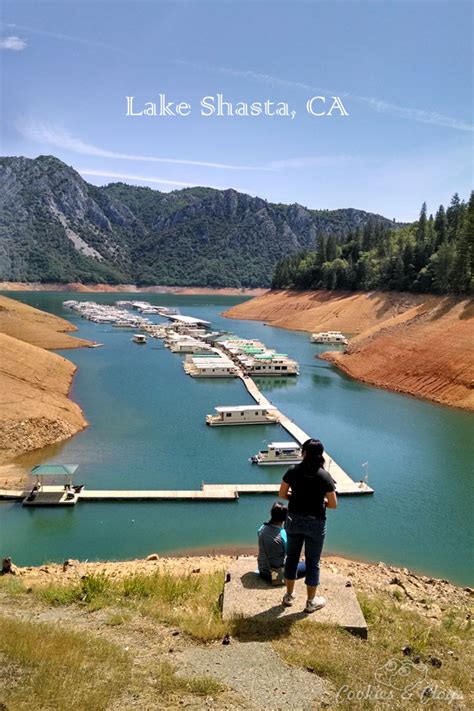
[0,282,265,297]
[224,290,474,410]
[323,296,474,410]
[224,289,425,333]
[0,296,90,483]
[0,294,93,349]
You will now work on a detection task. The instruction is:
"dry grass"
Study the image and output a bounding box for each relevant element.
[33,569,227,640]
[152,661,225,697]
[0,616,129,711]
[3,572,471,709]
[274,593,473,710]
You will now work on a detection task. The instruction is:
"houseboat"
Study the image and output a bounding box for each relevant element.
[244,354,300,376]
[206,405,278,426]
[132,334,147,344]
[311,331,348,345]
[184,356,238,377]
[250,441,303,465]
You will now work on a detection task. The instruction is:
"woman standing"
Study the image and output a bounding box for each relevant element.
[278,438,337,613]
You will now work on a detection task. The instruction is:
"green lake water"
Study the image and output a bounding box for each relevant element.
[1,292,473,585]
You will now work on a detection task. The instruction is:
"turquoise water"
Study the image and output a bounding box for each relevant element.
[1,292,473,585]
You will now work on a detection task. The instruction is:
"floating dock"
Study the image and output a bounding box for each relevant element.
[237,373,373,495]
[0,480,370,503]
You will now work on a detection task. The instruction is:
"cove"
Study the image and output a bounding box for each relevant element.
[1,292,473,586]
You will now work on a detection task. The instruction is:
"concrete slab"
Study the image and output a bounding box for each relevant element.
[177,640,327,709]
[222,557,368,638]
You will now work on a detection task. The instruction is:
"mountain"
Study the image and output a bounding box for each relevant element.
[0,155,399,287]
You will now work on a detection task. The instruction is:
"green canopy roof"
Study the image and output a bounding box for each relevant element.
[31,464,78,477]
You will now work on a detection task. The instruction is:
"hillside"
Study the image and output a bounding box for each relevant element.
[323,297,474,410]
[224,290,474,410]
[0,155,397,288]
[0,296,90,480]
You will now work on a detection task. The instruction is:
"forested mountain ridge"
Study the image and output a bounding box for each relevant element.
[272,192,474,295]
[0,155,397,287]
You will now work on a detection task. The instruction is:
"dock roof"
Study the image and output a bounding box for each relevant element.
[267,442,300,448]
[215,405,277,412]
[168,315,211,326]
[31,464,78,477]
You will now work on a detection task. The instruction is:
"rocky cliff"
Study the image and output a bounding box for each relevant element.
[0,155,396,288]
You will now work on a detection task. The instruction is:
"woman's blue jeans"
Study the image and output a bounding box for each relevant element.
[284,512,326,587]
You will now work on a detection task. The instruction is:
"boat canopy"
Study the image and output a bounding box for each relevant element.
[31,464,78,477]
[267,442,300,449]
[168,315,211,326]
[215,405,277,413]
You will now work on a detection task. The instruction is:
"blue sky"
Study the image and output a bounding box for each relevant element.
[1,0,472,220]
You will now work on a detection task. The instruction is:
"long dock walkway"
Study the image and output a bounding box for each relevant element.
[0,480,370,503]
[239,374,373,495]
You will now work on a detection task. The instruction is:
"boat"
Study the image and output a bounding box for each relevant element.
[250,441,303,465]
[183,354,238,377]
[206,405,278,426]
[310,331,348,345]
[132,334,147,344]
[244,354,299,376]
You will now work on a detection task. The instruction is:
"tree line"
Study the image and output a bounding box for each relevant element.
[271,192,473,295]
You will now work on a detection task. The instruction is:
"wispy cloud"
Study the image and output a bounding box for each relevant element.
[17,120,271,171]
[174,60,474,132]
[79,168,250,193]
[269,155,357,169]
[5,22,123,53]
[0,35,27,51]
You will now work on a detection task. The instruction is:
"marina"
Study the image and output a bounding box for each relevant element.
[1,292,472,584]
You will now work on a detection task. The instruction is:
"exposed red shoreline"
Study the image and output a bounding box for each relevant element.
[0,282,267,297]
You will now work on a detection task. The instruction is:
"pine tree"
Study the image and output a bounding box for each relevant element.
[434,205,447,248]
[453,191,474,294]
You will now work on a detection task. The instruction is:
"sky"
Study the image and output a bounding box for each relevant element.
[0,0,472,221]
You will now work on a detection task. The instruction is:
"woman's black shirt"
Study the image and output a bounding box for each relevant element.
[283,463,336,519]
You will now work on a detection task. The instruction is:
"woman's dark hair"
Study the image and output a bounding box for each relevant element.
[267,501,287,524]
[301,438,326,470]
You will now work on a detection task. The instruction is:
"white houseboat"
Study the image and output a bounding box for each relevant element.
[132,334,147,344]
[206,405,278,426]
[250,441,303,465]
[184,356,239,377]
[311,331,348,345]
[244,354,300,376]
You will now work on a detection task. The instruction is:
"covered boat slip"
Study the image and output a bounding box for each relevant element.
[21,465,82,506]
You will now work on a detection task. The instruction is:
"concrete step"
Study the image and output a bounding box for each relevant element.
[222,556,368,638]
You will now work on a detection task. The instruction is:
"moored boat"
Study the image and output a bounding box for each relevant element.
[206,405,278,426]
[250,441,302,465]
[311,331,348,345]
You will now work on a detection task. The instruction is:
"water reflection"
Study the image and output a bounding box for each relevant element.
[252,377,298,391]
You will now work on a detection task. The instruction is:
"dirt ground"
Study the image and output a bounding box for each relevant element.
[0,296,89,478]
[12,554,473,622]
